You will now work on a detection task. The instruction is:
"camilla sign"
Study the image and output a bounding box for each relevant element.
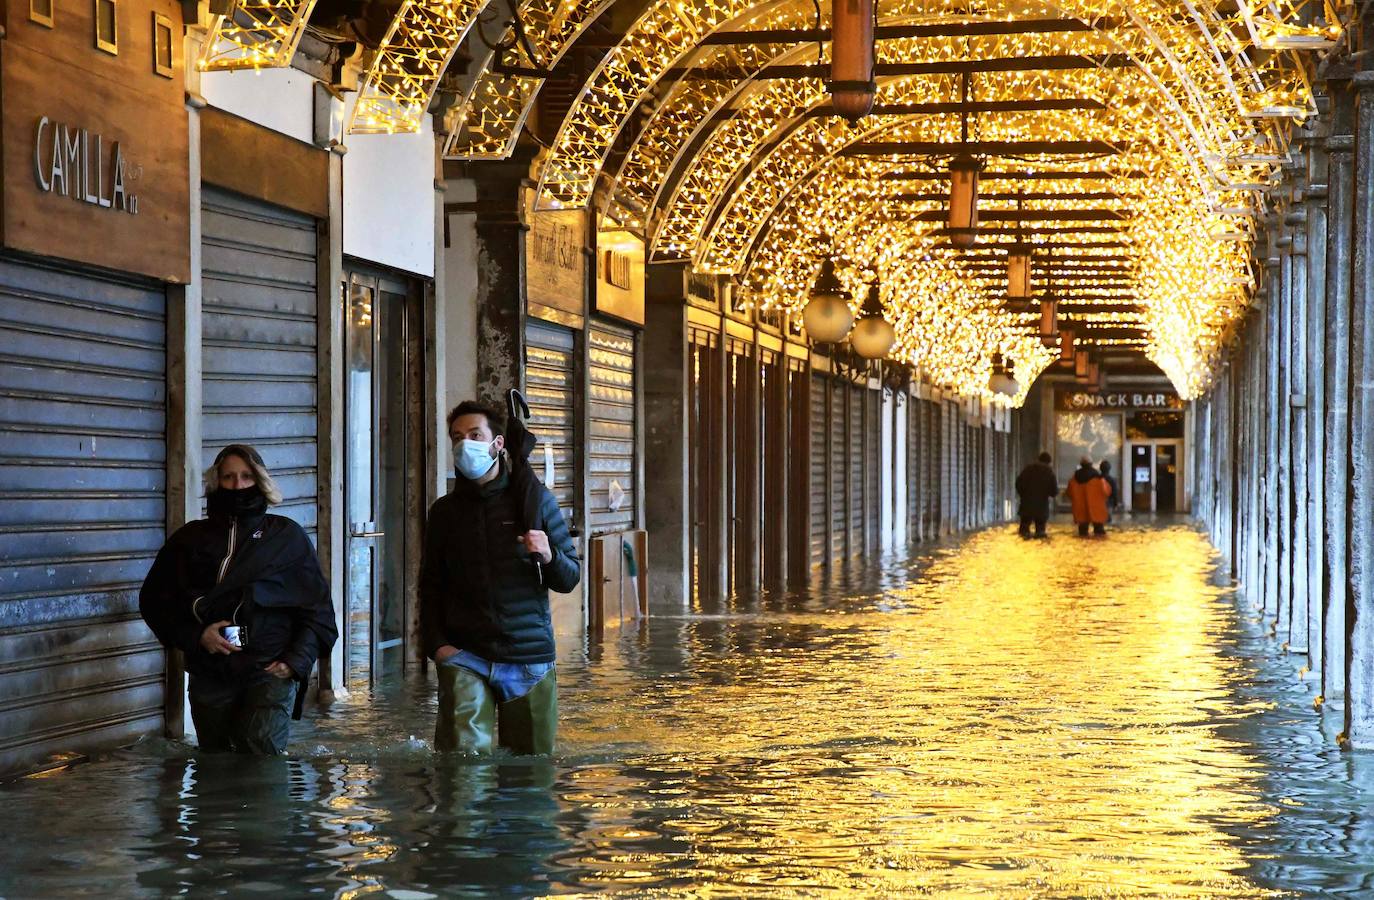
[32,117,139,214]
[1056,388,1185,411]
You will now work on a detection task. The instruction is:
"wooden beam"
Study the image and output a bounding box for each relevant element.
[680,54,1135,80]
[890,191,1125,202]
[803,98,1107,118]
[899,209,1128,222]
[881,170,1150,181]
[922,226,1125,235]
[690,17,1123,45]
[844,139,1128,156]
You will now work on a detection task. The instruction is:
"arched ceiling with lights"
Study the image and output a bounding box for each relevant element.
[200,0,1351,403]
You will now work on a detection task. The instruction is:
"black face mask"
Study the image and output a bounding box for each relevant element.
[207,486,268,519]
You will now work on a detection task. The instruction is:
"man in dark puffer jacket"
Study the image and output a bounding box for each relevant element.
[420,400,580,755]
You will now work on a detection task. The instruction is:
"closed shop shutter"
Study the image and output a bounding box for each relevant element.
[0,258,167,778]
[809,373,828,567]
[201,187,318,533]
[829,378,846,562]
[525,319,579,528]
[866,388,880,552]
[908,394,922,540]
[848,384,863,555]
[587,321,636,536]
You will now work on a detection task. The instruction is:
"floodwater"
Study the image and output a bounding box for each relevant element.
[4,521,1373,897]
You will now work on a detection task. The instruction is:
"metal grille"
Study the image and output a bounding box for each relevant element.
[201,187,319,533]
[848,383,863,555]
[809,373,827,567]
[524,319,579,526]
[0,257,167,778]
[587,321,636,536]
[829,378,846,563]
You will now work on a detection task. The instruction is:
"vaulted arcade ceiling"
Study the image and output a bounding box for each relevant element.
[203,0,1350,402]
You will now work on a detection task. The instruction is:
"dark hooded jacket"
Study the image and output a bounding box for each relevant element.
[419,456,580,664]
[139,491,338,690]
[1015,461,1059,519]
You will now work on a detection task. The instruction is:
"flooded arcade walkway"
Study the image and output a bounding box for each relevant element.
[3,522,1373,897]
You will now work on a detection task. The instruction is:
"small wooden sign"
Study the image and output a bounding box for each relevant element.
[526,210,585,316]
[2,0,190,282]
[595,229,644,326]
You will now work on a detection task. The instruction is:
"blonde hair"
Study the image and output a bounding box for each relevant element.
[204,444,283,505]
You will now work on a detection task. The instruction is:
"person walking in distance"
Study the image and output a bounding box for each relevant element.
[1100,459,1121,522]
[420,400,581,755]
[139,444,337,754]
[1015,451,1058,539]
[1065,456,1113,537]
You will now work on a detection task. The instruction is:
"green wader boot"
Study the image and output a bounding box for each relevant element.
[497,669,557,756]
[435,664,497,753]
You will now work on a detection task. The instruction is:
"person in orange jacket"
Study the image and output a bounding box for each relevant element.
[1064,456,1113,536]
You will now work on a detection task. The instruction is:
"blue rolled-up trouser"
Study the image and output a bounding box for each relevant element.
[435,650,556,755]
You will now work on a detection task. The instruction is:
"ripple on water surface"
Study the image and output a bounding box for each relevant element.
[3,521,1373,897]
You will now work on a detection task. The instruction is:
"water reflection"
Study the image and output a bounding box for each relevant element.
[3,522,1373,896]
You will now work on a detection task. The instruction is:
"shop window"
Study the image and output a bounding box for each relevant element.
[30,0,54,28]
[152,13,173,77]
[95,0,117,54]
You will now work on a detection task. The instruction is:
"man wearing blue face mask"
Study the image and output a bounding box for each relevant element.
[419,400,580,755]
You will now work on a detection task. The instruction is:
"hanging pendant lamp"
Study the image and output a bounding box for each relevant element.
[851,280,896,358]
[1059,327,1076,362]
[1074,348,1090,380]
[801,254,854,343]
[1038,274,1058,348]
[948,73,981,250]
[827,0,876,122]
[1006,190,1032,300]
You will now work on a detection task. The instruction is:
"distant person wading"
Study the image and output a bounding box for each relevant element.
[1015,451,1058,539]
[1065,456,1114,537]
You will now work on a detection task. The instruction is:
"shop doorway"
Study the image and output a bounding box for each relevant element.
[1155,443,1179,512]
[1127,441,1183,513]
[345,269,420,689]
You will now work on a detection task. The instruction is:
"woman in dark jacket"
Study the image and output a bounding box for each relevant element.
[139,444,337,754]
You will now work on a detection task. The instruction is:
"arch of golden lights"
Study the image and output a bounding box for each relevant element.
[202,0,1349,404]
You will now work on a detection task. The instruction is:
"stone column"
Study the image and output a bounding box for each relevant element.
[1264,248,1283,622]
[470,157,534,407]
[1324,77,1355,705]
[1276,226,1295,638]
[1346,68,1374,747]
[643,264,690,609]
[1305,117,1330,679]
[1286,166,1311,654]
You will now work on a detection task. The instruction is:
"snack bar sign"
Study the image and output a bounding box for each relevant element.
[1057,389,1185,411]
[33,117,139,214]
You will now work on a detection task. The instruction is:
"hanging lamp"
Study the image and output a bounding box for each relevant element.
[1038,276,1058,348]
[948,72,982,250]
[827,0,876,122]
[851,280,896,358]
[1006,190,1032,302]
[1074,348,1090,380]
[1059,327,1076,362]
[801,254,854,343]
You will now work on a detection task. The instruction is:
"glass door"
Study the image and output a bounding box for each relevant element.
[345,273,411,689]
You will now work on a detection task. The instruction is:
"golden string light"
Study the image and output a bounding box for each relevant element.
[425,0,1351,401]
[349,0,483,135]
[198,0,317,71]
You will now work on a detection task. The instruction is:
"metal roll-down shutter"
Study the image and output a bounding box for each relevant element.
[200,187,319,534]
[0,258,167,777]
[525,319,579,528]
[809,373,828,567]
[587,321,636,536]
